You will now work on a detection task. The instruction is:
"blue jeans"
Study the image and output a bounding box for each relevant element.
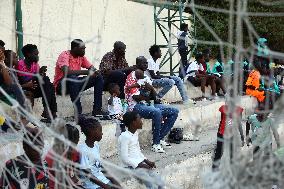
[152,76,188,101]
[133,103,179,145]
[57,75,104,116]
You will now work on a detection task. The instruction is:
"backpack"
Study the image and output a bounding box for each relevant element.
[168,128,183,144]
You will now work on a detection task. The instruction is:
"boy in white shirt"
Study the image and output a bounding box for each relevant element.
[146,45,192,104]
[108,83,126,136]
[78,117,121,189]
[118,111,164,189]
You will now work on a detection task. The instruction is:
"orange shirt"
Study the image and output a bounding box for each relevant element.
[246,70,265,102]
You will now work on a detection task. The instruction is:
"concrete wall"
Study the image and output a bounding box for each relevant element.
[0,0,186,79]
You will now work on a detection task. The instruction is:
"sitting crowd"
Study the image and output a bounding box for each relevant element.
[0,35,283,188]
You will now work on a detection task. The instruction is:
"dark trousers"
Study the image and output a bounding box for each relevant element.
[57,75,104,115]
[212,133,233,169]
[178,48,188,79]
[28,76,57,115]
[103,70,131,99]
[1,84,25,108]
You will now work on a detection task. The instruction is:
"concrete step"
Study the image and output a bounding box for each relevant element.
[0,96,255,169]
[98,96,255,157]
[32,85,211,118]
[102,127,217,189]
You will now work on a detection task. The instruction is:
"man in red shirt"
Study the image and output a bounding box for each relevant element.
[212,102,244,170]
[54,39,104,117]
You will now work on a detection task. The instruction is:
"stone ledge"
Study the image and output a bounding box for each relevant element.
[33,85,215,118]
[0,96,256,168]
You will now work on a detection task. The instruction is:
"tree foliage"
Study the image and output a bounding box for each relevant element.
[192,0,284,56]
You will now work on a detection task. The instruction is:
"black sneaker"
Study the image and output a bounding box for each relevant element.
[92,110,111,120]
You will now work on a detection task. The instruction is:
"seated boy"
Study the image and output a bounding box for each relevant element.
[185,52,216,99]
[126,69,156,105]
[46,122,84,188]
[146,45,191,104]
[0,128,50,188]
[78,116,121,189]
[108,83,126,136]
[118,111,164,189]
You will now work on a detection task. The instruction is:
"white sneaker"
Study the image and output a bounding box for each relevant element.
[183,99,196,105]
[151,144,165,153]
[25,122,37,129]
[160,140,172,148]
[183,133,200,141]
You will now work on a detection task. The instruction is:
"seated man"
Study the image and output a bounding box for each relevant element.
[0,128,50,188]
[16,44,57,121]
[145,45,192,104]
[54,39,104,118]
[100,41,134,99]
[125,56,179,153]
[3,50,26,108]
[185,53,216,100]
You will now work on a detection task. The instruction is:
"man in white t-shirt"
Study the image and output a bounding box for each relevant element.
[145,45,192,104]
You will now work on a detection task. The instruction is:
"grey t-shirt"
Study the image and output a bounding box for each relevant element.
[248,114,276,148]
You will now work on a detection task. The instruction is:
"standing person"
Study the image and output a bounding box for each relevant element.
[177,23,190,78]
[100,41,134,99]
[212,92,244,170]
[125,56,179,153]
[0,128,50,188]
[54,39,105,118]
[246,103,280,158]
[185,53,217,100]
[78,117,121,189]
[118,112,165,189]
[16,44,57,121]
[145,45,192,104]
